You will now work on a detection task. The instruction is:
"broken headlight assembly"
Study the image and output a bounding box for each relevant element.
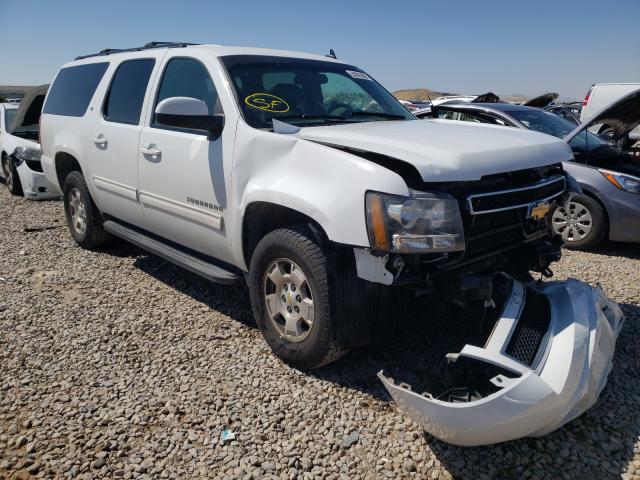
[599,169,640,194]
[366,190,465,253]
[13,146,42,164]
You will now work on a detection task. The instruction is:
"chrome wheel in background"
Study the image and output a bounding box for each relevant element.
[552,201,593,242]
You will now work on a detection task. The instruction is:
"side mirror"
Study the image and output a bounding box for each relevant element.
[154,97,224,140]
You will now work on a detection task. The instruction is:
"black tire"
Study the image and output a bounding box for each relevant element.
[553,194,608,250]
[1,154,23,196]
[248,226,348,369]
[63,171,112,249]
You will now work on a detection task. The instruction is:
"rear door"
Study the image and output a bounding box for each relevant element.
[88,53,164,227]
[137,51,233,263]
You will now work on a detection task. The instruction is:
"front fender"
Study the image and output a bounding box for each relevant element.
[230,121,410,268]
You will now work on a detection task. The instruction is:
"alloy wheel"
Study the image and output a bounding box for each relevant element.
[262,258,315,342]
[68,187,87,236]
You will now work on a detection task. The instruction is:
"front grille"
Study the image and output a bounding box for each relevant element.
[468,176,565,214]
[422,165,566,267]
[505,289,551,365]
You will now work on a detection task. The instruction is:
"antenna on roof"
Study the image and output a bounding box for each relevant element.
[326,49,337,59]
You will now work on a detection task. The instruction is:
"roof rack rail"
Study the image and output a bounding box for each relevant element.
[74,41,200,60]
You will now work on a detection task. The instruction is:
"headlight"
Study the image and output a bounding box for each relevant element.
[599,169,640,194]
[366,190,465,253]
[14,146,42,162]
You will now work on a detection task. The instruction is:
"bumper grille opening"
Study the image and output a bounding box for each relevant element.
[505,289,551,365]
[25,160,43,172]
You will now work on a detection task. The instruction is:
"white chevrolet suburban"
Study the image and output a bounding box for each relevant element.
[40,42,624,445]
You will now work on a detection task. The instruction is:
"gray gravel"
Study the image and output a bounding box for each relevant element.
[1,186,639,480]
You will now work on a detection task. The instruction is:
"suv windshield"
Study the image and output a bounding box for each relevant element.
[221,55,414,129]
[4,107,17,131]
[510,108,606,149]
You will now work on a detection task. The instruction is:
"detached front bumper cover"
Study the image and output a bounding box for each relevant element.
[379,278,624,447]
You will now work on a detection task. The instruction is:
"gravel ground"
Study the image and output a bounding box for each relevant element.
[1,186,639,480]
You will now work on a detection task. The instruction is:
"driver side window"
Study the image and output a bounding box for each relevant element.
[153,57,221,126]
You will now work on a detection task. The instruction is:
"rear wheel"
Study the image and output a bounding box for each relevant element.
[1,155,23,196]
[552,195,607,249]
[63,171,112,249]
[248,226,347,369]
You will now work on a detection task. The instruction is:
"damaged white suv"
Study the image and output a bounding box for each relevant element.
[39,42,624,445]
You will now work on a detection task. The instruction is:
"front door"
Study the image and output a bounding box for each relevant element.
[89,54,162,226]
[137,54,232,263]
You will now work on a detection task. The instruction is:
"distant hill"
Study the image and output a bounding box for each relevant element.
[394,88,530,104]
[393,88,454,102]
[500,94,529,104]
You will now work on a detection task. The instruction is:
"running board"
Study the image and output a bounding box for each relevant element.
[103,220,239,285]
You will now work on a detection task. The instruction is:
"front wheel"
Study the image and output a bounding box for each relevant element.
[552,195,608,250]
[1,155,23,196]
[248,226,347,369]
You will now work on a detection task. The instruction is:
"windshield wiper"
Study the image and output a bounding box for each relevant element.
[276,114,351,123]
[350,112,407,119]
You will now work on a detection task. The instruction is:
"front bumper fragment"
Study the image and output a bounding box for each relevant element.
[379,277,624,446]
[16,159,61,200]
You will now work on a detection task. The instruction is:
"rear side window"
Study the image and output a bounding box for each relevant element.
[103,59,155,125]
[43,62,109,117]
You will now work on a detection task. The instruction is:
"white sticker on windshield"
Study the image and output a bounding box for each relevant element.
[346,70,372,81]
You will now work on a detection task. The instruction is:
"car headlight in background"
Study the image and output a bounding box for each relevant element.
[366,190,465,253]
[599,169,640,195]
[13,146,42,164]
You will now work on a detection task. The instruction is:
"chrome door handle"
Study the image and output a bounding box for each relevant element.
[92,135,107,146]
[140,145,161,157]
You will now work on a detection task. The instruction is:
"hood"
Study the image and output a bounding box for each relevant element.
[8,84,49,134]
[471,92,502,103]
[523,92,559,108]
[564,88,640,143]
[295,119,572,182]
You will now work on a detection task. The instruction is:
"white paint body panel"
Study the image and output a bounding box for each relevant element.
[379,279,624,447]
[581,83,640,140]
[0,104,59,200]
[295,119,572,181]
[581,83,640,122]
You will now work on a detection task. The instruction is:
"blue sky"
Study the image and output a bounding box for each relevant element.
[1,0,639,99]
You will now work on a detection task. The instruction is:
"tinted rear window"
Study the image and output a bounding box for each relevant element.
[43,62,109,117]
[103,59,155,124]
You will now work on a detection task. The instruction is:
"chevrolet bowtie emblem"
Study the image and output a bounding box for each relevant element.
[529,201,551,220]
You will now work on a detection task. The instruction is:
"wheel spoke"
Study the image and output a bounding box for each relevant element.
[267,262,285,286]
[290,265,306,288]
[265,294,279,316]
[300,298,314,326]
[284,315,301,337]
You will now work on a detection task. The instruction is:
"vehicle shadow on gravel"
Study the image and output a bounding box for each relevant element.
[590,241,640,259]
[129,250,257,327]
